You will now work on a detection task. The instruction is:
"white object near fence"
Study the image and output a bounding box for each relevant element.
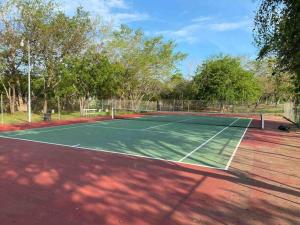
[83,108,97,117]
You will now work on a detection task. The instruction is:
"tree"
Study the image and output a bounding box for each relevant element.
[254,0,300,97]
[105,25,186,103]
[160,73,194,100]
[17,0,94,113]
[0,0,95,114]
[0,0,25,113]
[58,50,119,115]
[1,0,190,118]
[193,55,261,110]
[250,58,294,105]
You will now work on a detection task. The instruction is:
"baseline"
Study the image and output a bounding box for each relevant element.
[179,118,240,162]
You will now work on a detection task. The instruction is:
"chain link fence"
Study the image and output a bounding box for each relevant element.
[110,99,284,114]
[0,95,285,125]
[0,95,82,124]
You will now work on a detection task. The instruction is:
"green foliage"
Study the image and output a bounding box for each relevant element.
[105,25,186,101]
[250,58,294,103]
[254,0,300,96]
[3,0,291,118]
[57,50,120,100]
[0,0,25,113]
[15,0,94,112]
[160,73,194,100]
[0,0,188,114]
[193,55,261,103]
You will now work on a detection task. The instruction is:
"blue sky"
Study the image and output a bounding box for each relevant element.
[62,0,260,76]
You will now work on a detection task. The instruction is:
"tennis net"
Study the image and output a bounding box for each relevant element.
[112,108,264,129]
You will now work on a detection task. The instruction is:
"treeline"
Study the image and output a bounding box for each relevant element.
[0,0,186,114]
[161,56,293,106]
[0,0,296,115]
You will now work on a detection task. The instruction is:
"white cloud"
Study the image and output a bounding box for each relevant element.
[62,0,149,25]
[156,24,203,44]
[174,24,202,36]
[113,12,149,23]
[154,16,251,44]
[190,16,212,23]
[209,20,251,31]
[105,0,128,9]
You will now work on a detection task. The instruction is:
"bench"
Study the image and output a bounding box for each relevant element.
[83,108,97,117]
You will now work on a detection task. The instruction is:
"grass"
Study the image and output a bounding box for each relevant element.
[0,111,110,124]
[232,104,284,114]
[253,104,284,114]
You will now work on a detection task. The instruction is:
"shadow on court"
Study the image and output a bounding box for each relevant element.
[0,117,299,225]
[0,118,247,169]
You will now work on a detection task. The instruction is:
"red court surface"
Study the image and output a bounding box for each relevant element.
[0,116,299,225]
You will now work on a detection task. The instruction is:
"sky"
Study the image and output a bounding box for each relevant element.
[62,0,260,76]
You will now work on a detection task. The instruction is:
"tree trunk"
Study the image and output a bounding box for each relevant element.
[276,99,280,107]
[17,96,26,111]
[16,78,26,112]
[220,101,225,113]
[43,92,48,113]
[57,96,61,120]
[12,86,16,113]
[79,97,86,116]
[7,87,15,114]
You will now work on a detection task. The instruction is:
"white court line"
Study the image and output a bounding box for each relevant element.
[0,116,250,171]
[3,123,191,137]
[225,119,252,170]
[3,119,128,136]
[97,125,206,137]
[143,118,194,130]
[2,122,104,135]
[7,123,102,136]
[94,125,179,135]
[0,135,227,171]
[179,118,240,162]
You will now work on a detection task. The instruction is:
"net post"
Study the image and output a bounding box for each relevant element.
[111,107,114,119]
[260,114,264,129]
[156,100,161,111]
[111,99,115,119]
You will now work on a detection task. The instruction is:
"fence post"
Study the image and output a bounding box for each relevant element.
[1,94,3,124]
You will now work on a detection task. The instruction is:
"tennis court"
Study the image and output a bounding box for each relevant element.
[0,112,258,170]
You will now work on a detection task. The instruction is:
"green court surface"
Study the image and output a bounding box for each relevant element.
[0,114,252,170]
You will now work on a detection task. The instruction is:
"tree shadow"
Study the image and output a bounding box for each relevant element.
[0,136,299,225]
